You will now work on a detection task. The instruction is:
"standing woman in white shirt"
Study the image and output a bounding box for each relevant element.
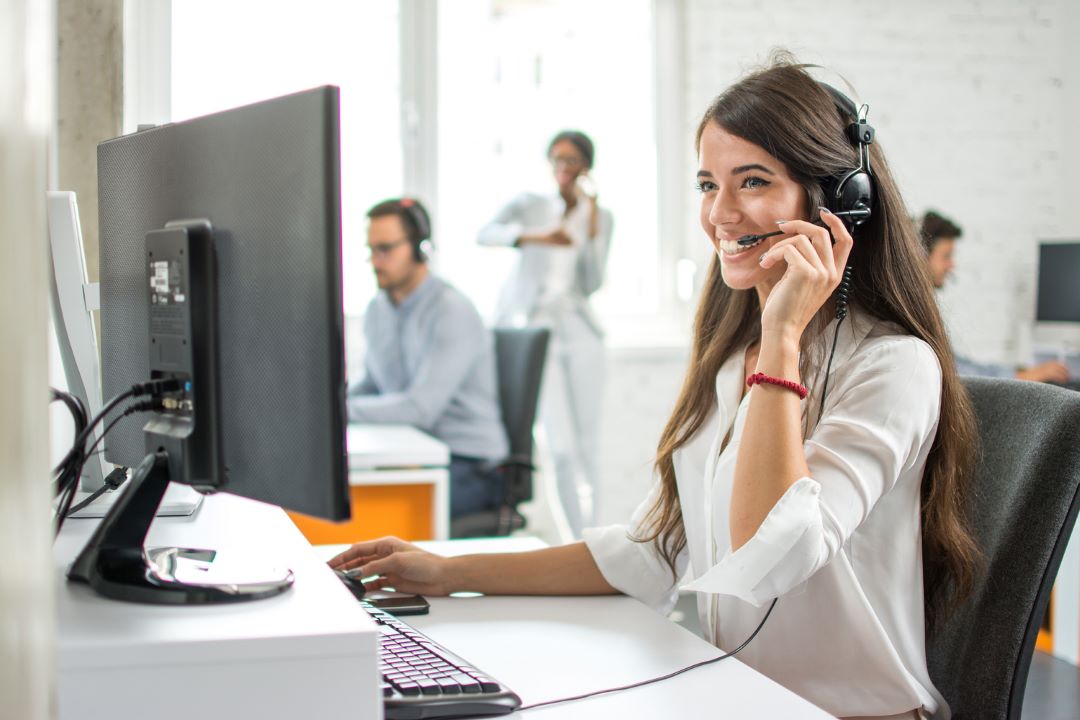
[333,56,978,719]
[477,131,614,536]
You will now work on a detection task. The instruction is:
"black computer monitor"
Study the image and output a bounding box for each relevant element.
[68,87,350,604]
[1037,242,1080,323]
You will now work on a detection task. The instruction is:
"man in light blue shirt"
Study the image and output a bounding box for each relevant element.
[348,198,509,523]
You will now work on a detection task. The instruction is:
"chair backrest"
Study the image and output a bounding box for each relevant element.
[926,377,1080,719]
[493,327,550,504]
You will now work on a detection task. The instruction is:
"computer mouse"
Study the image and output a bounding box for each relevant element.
[334,567,367,599]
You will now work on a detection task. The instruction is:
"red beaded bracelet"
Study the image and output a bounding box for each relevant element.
[746,372,808,399]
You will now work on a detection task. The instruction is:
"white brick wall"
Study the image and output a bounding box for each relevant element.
[594,346,688,526]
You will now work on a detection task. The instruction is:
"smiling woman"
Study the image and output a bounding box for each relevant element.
[628,54,980,719]
[327,52,981,720]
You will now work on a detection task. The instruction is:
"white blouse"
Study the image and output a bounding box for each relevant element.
[477,192,613,333]
[583,309,949,719]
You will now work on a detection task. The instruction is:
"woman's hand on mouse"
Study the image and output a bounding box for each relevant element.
[757,207,853,342]
[329,536,454,596]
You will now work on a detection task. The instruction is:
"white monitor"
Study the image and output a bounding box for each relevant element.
[47,191,107,491]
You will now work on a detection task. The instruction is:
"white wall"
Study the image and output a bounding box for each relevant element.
[594,347,688,526]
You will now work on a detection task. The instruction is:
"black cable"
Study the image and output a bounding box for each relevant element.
[50,388,88,439]
[54,470,82,536]
[82,410,131,463]
[54,378,181,480]
[57,398,161,526]
[62,396,159,519]
[50,389,90,520]
[818,264,854,423]
[516,597,778,713]
[66,466,129,517]
[53,381,178,537]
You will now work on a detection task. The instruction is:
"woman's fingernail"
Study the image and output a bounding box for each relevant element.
[818,206,832,214]
[759,253,768,264]
[775,219,788,225]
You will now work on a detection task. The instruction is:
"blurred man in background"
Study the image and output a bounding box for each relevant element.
[921,210,1070,383]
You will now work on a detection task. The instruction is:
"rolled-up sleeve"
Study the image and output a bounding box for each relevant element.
[583,479,688,614]
[575,208,613,297]
[477,194,530,247]
[682,337,942,606]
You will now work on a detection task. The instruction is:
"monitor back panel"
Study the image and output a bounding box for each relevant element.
[98,87,349,520]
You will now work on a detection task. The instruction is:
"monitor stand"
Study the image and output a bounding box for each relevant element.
[67,450,294,604]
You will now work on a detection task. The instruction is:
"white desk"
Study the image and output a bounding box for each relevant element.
[56,494,380,720]
[348,424,450,469]
[349,424,450,540]
[56,503,831,720]
[319,540,835,719]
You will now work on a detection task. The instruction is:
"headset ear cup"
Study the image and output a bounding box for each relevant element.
[840,170,873,226]
[398,198,431,261]
[822,169,873,229]
[415,239,433,263]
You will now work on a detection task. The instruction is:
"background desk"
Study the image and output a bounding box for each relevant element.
[290,424,451,543]
[320,539,835,719]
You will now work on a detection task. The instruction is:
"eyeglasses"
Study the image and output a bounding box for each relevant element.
[549,155,585,170]
[366,238,409,259]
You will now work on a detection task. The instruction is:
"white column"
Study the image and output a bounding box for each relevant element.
[56,0,124,284]
[0,0,55,716]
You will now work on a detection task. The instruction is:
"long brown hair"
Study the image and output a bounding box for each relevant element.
[634,53,979,627]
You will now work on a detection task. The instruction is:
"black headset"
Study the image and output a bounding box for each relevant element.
[398,197,432,262]
[817,82,875,231]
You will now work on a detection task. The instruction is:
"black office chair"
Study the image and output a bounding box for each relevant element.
[926,377,1080,719]
[451,327,550,538]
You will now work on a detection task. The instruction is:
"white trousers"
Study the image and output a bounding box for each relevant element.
[537,311,605,538]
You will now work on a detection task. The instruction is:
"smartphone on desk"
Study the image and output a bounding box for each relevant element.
[366,590,431,616]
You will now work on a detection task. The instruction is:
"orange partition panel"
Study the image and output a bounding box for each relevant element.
[1037,589,1055,653]
[288,484,435,545]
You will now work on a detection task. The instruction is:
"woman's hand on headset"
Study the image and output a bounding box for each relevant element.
[329,536,454,596]
[757,207,854,343]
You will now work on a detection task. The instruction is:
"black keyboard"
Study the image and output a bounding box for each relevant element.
[363,601,522,719]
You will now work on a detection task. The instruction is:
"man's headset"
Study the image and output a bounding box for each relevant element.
[398,197,432,262]
[737,83,876,247]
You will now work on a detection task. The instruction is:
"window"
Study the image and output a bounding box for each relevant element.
[151,1,690,346]
[171,0,402,316]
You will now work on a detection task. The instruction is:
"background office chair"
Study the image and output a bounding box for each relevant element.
[451,327,549,538]
[926,377,1080,719]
